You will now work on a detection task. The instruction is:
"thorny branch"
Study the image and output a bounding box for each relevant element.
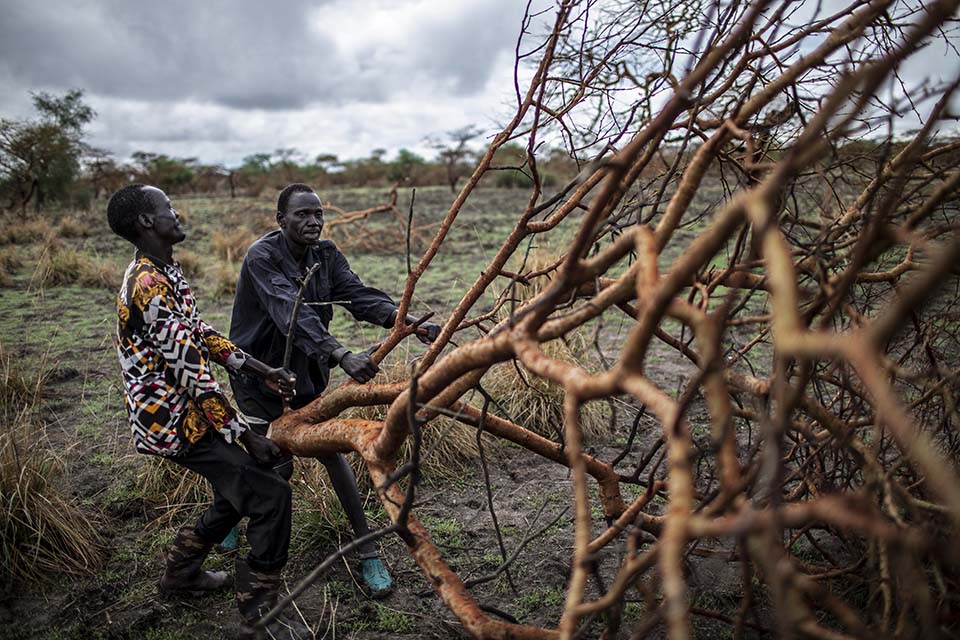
[268,1,960,638]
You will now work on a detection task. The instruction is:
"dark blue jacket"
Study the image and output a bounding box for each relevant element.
[229,231,396,420]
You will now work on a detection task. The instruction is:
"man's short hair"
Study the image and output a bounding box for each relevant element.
[107,184,150,242]
[277,183,315,214]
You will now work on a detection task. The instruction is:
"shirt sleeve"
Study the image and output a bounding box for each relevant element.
[198,320,248,373]
[245,253,347,362]
[329,247,398,327]
[134,269,247,443]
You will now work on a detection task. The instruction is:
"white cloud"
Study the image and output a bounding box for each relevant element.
[0,0,537,164]
[3,0,952,167]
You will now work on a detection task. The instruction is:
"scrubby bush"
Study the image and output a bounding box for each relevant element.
[0,417,104,586]
[211,260,239,299]
[56,215,89,238]
[483,248,609,441]
[0,219,54,245]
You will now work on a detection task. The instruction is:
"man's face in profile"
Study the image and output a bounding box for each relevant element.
[141,186,186,244]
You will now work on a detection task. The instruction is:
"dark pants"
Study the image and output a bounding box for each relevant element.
[247,422,376,556]
[170,430,292,572]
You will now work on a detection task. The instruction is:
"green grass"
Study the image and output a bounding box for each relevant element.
[142,628,190,640]
[513,586,565,622]
[371,603,415,634]
[421,515,464,547]
[349,603,415,634]
[89,452,115,465]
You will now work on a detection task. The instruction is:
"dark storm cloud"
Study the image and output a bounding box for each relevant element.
[0,0,523,110]
[0,0,336,109]
[423,5,525,95]
[0,0,543,163]
[318,0,524,96]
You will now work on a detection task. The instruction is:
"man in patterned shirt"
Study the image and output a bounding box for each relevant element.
[109,184,308,639]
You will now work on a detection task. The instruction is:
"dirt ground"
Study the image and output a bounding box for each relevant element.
[0,186,771,639]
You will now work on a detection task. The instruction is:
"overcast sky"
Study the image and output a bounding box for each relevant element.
[0,0,537,166]
[1,1,957,167]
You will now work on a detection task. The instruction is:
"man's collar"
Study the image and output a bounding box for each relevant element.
[274,232,324,263]
[135,249,179,272]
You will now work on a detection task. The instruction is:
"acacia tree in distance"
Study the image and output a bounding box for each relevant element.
[428,125,481,192]
[262,1,960,638]
[0,89,94,213]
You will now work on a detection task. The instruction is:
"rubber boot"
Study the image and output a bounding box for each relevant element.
[236,558,311,639]
[217,525,240,553]
[159,526,229,594]
[359,552,393,599]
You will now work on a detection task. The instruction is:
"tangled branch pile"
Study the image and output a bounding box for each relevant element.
[270,1,960,637]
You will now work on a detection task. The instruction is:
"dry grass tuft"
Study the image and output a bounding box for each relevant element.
[56,216,90,238]
[0,342,49,414]
[0,417,104,586]
[212,227,257,262]
[483,247,610,442]
[31,241,120,290]
[0,219,54,245]
[289,460,350,550]
[211,260,239,298]
[0,248,22,288]
[176,249,204,281]
[248,214,276,237]
[0,348,102,586]
[341,361,484,485]
[135,456,211,528]
[482,336,610,442]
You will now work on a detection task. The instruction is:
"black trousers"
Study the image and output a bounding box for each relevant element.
[170,430,292,572]
[245,411,377,557]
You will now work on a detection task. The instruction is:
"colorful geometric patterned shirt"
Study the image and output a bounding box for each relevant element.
[115,254,248,457]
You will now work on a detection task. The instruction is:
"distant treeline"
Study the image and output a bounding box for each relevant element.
[0,90,583,213]
[2,90,952,214]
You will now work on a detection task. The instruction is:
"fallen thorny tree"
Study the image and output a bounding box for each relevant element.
[265,1,960,637]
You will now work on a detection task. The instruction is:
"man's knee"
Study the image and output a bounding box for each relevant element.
[272,456,295,482]
[252,469,292,509]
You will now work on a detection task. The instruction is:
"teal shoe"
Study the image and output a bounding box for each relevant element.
[360,556,394,599]
[216,526,240,553]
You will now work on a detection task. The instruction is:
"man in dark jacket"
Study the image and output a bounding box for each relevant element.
[229,182,440,598]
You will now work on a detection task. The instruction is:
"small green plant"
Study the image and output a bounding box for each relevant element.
[90,452,115,465]
[142,627,189,640]
[372,603,414,634]
[513,586,566,621]
[422,515,463,547]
